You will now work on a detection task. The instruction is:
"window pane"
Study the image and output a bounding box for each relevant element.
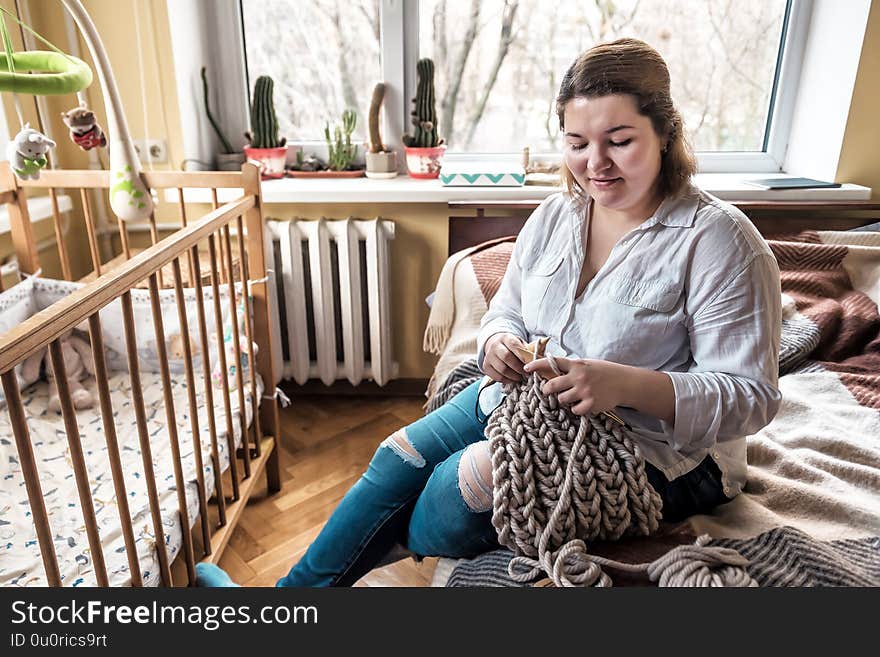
[242,0,381,141]
[419,0,787,153]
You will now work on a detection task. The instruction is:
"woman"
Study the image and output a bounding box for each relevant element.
[198,38,781,588]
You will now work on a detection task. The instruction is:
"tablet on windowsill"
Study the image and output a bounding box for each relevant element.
[744,176,842,190]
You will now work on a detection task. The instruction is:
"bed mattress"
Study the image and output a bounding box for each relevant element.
[0,370,262,587]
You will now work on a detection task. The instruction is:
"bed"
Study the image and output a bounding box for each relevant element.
[0,163,281,587]
[426,200,880,586]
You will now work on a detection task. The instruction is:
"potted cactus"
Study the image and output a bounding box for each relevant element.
[365,82,398,179]
[201,67,245,171]
[287,108,365,178]
[402,58,445,179]
[243,75,287,179]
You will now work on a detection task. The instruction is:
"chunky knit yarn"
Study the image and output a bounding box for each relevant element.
[486,361,756,587]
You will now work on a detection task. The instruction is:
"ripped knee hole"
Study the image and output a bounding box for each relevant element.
[381,428,426,467]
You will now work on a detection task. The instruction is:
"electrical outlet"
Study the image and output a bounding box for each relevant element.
[146,138,167,163]
[132,139,167,163]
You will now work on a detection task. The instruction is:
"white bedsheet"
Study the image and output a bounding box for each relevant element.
[0,370,262,587]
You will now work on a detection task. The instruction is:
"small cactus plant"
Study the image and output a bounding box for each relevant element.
[402,59,444,148]
[324,108,359,171]
[368,82,389,153]
[201,67,234,154]
[246,75,286,149]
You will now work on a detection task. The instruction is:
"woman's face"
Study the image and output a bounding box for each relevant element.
[562,94,664,217]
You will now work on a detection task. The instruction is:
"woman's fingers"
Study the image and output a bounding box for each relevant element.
[523,356,572,380]
[498,343,526,375]
[484,361,521,385]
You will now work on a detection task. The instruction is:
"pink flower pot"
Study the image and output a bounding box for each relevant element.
[404,145,446,179]
[244,145,288,179]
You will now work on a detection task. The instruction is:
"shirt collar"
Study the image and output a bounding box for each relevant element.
[570,182,701,233]
[651,183,700,228]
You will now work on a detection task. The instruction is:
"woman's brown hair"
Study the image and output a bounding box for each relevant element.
[556,38,696,203]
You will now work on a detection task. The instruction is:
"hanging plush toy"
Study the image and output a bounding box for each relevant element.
[61,103,107,151]
[6,124,55,180]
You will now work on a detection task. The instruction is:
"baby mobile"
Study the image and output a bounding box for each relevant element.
[0,0,152,222]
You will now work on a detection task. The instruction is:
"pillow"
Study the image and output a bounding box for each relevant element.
[32,277,246,375]
[0,275,37,404]
[423,237,515,404]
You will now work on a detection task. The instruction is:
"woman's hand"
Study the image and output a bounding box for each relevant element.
[523,356,630,416]
[482,333,528,384]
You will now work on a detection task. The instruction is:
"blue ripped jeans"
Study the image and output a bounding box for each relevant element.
[276,380,729,587]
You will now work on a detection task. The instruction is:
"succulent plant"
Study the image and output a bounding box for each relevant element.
[402,59,444,148]
[247,75,286,149]
[201,67,234,154]
[324,108,359,171]
[368,82,388,154]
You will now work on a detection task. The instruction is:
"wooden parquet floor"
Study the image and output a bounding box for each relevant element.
[216,394,439,587]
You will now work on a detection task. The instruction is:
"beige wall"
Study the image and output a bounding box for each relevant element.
[837,0,880,199]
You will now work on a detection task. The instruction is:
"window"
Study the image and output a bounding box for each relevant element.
[418,0,789,154]
[241,0,381,142]
[177,0,824,173]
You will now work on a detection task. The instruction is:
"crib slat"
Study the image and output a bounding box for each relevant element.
[48,188,72,280]
[148,204,164,288]
[222,224,252,478]
[190,243,227,524]
[177,188,198,283]
[86,314,143,586]
[170,256,212,555]
[209,233,241,501]
[178,187,228,525]
[1,372,62,586]
[80,188,102,277]
[147,273,196,585]
[235,215,262,455]
[241,161,281,494]
[47,339,109,586]
[120,290,172,586]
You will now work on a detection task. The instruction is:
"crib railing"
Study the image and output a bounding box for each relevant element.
[0,164,280,586]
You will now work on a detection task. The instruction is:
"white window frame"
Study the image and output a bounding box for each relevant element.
[170,0,869,178]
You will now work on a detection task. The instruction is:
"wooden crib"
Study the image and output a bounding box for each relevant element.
[0,162,281,587]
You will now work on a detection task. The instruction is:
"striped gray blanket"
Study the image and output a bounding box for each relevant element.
[444,527,880,587]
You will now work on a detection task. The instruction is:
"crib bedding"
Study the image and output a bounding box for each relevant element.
[0,370,263,587]
[425,229,880,586]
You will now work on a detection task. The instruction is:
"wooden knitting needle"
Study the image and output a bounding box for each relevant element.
[512,337,627,427]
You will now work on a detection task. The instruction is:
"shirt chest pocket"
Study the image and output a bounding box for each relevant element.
[520,254,565,333]
[588,275,685,366]
[608,275,681,312]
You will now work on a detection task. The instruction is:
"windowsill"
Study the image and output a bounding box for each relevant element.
[0,194,74,234]
[166,173,872,205]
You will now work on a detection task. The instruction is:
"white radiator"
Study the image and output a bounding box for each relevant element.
[266,218,397,386]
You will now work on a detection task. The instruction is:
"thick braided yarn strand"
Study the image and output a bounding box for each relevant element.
[486,370,757,587]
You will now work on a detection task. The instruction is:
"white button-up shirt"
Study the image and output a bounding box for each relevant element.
[476,184,782,494]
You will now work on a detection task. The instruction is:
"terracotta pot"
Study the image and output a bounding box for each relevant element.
[365,150,398,179]
[215,152,246,171]
[244,145,288,179]
[404,145,446,179]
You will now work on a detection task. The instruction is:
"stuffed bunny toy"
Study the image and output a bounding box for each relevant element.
[6,124,56,180]
[18,330,96,413]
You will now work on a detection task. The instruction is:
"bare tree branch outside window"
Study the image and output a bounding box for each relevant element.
[241,0,786,153]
